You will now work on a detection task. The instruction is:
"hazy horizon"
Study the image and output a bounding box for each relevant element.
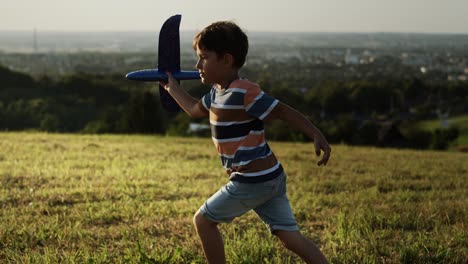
[1,30,468,35]
[2,0,468,34]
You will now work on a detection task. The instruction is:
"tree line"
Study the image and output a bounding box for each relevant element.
[0,64,466,150]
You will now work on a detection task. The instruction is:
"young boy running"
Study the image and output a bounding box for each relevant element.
[160,21,331,264]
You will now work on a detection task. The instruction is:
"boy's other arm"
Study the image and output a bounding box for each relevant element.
[266,102,331,166]
[159,72,208,119]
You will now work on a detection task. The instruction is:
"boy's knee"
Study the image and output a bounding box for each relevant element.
[193,210,217,229]
[193,211,202,227]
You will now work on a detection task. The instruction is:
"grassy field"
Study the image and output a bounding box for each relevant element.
[0,132,467,263]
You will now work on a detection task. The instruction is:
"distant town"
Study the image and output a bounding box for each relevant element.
[0,31,467,82]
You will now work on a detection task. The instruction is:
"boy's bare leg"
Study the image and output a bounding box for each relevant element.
[275,230,328,264]
[193,211,226,264]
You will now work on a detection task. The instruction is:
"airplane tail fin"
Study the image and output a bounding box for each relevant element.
[158,14,182,112]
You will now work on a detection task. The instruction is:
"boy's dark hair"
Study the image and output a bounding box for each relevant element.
[193,21,248,68]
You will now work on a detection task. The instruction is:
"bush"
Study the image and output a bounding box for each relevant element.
[265,120,305,142]
[166,113,191,137]
[401,125,433,149]
[322,115,358,144]
[354,120,379,146]
[431,127,459,150]
[118,91,166,134]
[82,120,110,134]
[40,114,60,132]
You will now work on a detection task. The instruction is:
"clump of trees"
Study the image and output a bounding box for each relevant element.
[0,65,167,134]
[262,79,465,149]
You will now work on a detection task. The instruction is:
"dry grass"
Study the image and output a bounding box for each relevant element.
[0,132,467,263]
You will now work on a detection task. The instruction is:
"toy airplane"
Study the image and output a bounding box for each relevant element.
[126,14,200,112]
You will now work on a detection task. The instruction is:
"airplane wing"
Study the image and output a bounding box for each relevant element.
[158,14,182,112]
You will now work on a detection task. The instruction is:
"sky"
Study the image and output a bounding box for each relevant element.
[2,0,468,33]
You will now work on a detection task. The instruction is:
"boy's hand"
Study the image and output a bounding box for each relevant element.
[314,134,331,166]
[159,72,179,92]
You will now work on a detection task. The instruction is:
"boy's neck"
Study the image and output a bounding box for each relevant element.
[215,71,240,90]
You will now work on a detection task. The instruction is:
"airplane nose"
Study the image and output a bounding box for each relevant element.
[125,71,138,80]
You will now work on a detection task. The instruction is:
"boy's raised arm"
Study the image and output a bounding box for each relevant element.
[159,72,208,119]
[266,102,331,166]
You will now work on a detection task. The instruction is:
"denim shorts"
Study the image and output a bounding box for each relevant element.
[199,172,299,233]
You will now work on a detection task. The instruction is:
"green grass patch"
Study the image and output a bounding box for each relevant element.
[417,115,468,131]
[416,114,468,145]
[0,132,467,263]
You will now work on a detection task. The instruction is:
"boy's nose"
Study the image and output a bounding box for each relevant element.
[195,60,202,69]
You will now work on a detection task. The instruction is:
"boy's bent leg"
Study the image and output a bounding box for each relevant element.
[275,230,328,264]
[194,180,265,263]
[193,210,226,264]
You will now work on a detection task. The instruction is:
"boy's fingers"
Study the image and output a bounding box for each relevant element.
[323,151,331,165]
[317,145,331,166]
[317,155,328,166]
[166,71,175,80]
[314,141,322,156]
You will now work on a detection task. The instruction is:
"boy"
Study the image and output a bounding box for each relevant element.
[160,21,331,264]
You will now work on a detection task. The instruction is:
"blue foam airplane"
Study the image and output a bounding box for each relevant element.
[126,15,200,112]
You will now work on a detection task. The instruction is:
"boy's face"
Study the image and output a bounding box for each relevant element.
[195,47,226,85]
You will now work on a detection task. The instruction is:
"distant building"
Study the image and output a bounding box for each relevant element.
[187,123,210,134]
[345,49,359,65]
[401,53,432,66]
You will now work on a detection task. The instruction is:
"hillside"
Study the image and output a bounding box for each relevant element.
[0,132,466,263]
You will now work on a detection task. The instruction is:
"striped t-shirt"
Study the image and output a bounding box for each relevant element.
[200,79,284,183]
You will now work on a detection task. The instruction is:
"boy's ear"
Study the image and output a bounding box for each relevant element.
[222,53,235,67]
